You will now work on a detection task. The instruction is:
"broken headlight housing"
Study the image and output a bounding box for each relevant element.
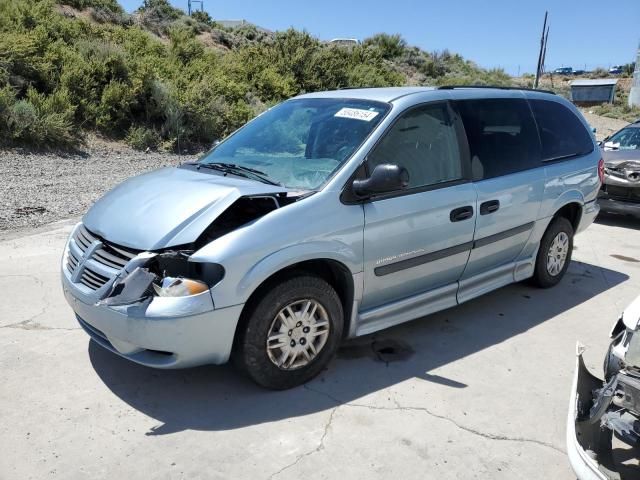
[152,277,209,297]
[100,251,225,305]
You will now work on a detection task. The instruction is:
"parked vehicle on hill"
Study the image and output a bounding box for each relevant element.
[598,120,640,216]
[554,67,574,75]
[62,86,601,389]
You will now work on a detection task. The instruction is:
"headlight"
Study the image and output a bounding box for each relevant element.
[152,277,209,297]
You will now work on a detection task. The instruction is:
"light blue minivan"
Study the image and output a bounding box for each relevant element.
[62,86,602,389]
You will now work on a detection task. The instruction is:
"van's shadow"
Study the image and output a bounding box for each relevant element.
[89,260,627,435]
[596,211,640,230]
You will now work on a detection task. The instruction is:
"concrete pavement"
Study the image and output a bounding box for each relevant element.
[1,214,639,479]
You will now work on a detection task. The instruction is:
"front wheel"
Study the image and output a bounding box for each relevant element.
[531,216,574,288]
[235,275,344,390]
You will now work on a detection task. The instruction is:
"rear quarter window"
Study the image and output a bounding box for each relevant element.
[456,98,541,180]
[528,99,594,161]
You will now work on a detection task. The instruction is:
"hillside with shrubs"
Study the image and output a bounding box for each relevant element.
[0,0,513,151]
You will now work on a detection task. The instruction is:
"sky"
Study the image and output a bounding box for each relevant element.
[120,0,640,75]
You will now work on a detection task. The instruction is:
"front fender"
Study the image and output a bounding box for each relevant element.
[222,241,360,308]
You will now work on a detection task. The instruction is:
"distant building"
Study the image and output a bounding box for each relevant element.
[630,41,640,108]
[570,79,618,106]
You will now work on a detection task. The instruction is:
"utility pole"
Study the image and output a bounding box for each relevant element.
[630,40,640,108]
[534,12,549,89]
[188,0,204,16]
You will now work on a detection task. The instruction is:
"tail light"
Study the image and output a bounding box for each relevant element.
[598,157,605,184]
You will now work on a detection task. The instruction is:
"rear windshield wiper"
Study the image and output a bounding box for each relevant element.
[195,162,282,186]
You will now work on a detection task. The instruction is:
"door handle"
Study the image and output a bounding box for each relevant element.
[450,206,474,222]
[480,200,500,215]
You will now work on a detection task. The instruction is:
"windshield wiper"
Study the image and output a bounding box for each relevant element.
[196,162,282,186]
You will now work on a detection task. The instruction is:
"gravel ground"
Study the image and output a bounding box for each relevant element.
[579,109,630,141]
[0,137,198,231]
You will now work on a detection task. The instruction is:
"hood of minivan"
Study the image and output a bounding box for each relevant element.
[83,166,288,250]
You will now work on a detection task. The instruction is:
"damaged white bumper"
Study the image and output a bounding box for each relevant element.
[568,296,640,480]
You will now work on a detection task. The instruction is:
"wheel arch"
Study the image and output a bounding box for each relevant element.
[233,258,357,351]
[553,201,583,232]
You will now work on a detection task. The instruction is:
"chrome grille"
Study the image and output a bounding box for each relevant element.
[67,224,140,291]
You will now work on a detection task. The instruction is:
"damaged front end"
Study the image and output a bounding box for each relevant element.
[569,296,640,479]
[98,250,225,307]
[598,156,640,215]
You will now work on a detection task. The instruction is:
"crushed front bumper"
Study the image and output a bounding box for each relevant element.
[598,183,640,216]
[61,230,244,368]
[568,347,612,480]
[568,345,640,480]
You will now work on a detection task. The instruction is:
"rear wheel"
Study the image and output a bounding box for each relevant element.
[531,216,574,288]
[236,275,343,390]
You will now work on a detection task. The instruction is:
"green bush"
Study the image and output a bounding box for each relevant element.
[6,87,77,148]
[60,0,123,14]
[96,80,134,134]
[125,125,160,150]
[0,84,17,138]
[190,10,212,26]
[363,33,407,60]
[0,0,522,151]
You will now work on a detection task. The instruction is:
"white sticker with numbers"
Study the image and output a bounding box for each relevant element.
[334,108,380,121]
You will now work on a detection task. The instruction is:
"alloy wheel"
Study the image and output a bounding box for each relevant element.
[546,231,569,276]
[266,299,330,370]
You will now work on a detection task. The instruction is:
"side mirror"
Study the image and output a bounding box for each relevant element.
[352,163,409,197]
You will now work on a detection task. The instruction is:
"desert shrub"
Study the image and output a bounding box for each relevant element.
[588,68,609,79]
[96,80,134,134]
[190,10,212,26]
[0,0,516,150]
[8,100,38,141]
[137,0,184,36]
[168,26,204,64]
[7,87,77,147]
[0,84,16,138]
[125,125,160,150]
[90,7,131,25]
[60,0,123,14]
[363,33,407,60]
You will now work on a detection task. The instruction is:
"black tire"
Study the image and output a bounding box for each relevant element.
[531,216,574,288]
[235,275,344,390]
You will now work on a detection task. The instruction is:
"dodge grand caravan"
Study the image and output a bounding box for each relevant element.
[62,86,602,389]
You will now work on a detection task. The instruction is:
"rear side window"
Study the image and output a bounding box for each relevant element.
[456,99,541,180]
[529,100,594,161]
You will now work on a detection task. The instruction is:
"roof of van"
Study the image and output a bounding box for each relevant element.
[296,87,436,102]
[296,86,556,103]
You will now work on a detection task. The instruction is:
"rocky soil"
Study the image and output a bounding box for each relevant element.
[579,109,630,141]
[0,136,197,231]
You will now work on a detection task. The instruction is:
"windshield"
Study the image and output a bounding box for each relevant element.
[197,98,389,189]
[607,127,640,150]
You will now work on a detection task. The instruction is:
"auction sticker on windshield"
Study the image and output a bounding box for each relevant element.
[334,108,380,121]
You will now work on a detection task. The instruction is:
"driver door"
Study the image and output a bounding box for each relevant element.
[358,102,477,331]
